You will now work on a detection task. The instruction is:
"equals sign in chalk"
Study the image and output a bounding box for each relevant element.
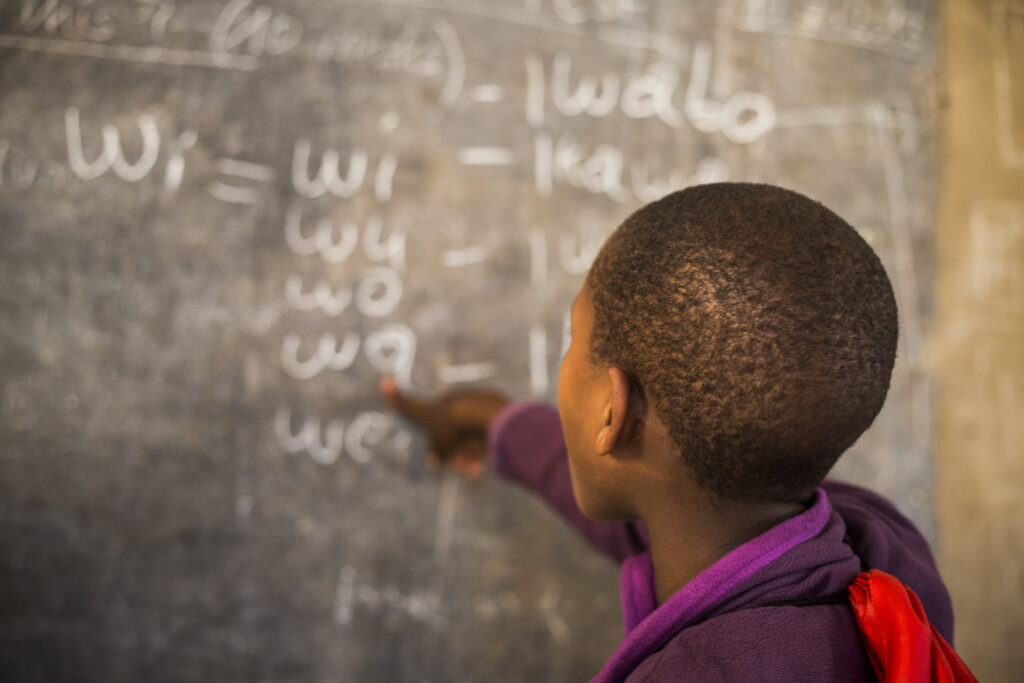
[456,147,516,166]
[441,246,488,267]
[439,362,498,385]
[209,158,275,204]
[469,85,505,103]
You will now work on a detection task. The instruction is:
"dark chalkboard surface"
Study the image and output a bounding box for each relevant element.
[0,1,939,680]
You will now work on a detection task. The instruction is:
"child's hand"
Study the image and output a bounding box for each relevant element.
[379,377,509,478]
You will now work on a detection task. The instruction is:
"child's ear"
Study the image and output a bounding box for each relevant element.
[595,367,641,455]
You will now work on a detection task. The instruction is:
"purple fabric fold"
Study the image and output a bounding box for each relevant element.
[486,402,953,681]
[595,489,832,683]
[619,553,658,633]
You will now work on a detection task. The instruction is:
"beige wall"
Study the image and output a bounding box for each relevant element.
[936,1,1024,679]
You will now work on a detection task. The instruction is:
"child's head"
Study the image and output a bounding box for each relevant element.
[581,183,897,504]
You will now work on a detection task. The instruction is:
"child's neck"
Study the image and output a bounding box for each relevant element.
[644,498,805,605]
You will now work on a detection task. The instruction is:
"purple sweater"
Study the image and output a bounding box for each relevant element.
[489,402,954,682]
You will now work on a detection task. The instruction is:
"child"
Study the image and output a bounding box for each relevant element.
[381,183,970,681]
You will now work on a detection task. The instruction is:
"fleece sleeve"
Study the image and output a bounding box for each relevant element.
[488,401,649,563]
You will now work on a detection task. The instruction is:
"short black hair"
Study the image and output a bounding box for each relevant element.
[587,183,898,502]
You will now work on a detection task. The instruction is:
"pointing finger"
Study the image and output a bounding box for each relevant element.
[379,376,433,423]
[453,455,485,479]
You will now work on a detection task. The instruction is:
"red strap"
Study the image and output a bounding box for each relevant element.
[848,570,977,682]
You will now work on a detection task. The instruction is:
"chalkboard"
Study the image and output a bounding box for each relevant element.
[0,1,940,681]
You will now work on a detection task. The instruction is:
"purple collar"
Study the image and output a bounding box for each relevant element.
[594,488,833,682]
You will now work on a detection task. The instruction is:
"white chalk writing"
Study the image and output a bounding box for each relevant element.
[283,204,405,270]
[525,44,776,143]
[280,324,415,385]
[65,107,160,182]
[292,140,397,202]
[333,565,447,631]
[274,406,406,466]
[210,0,302,57]
[533,131,730,202]
[734,0,928,56]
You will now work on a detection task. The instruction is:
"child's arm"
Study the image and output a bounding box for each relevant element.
[380,377,508,478]
[488,401,649,563]
[380,378,648,563]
